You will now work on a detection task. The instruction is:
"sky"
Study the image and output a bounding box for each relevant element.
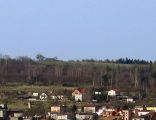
[0,0,156,61]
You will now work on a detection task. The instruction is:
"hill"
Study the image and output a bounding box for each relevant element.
[0,55,156,93]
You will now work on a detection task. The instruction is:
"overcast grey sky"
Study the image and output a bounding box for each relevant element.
[0,0,156,60]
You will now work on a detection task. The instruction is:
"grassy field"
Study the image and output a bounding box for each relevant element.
[0,85,75,109]
[0,84,93,110]
[0,84,76,92]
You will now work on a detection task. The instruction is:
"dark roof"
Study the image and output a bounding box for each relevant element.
[17,94,32,99]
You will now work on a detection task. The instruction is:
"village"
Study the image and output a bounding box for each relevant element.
[0,0,155,119]
[0,87,156,120]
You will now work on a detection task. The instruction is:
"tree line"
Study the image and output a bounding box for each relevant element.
[0,54,156,92]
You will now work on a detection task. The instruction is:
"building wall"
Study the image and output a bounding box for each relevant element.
[123,110,130,120]
[0,110,7,119]
[51,114,58,120]
[51,106,61,113]
[51,106,66,114]
[75,94,82,101]
[14,113,23,117]
[108,90,116,96]
[0,111,4,117]
[146,107,156,112]
[138,111,149,116]
[57,115,67,120]
[84,107,95,113]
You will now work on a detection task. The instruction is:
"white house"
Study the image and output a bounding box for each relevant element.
[75,94,83,102]
[72,88,89,102]
[32,93,38,97]
[127,98,135,103]
[57,114,68,120]
[94,91,102,95]
[108,90,118,96]
[40,93,48,100]
[138,111,150,116]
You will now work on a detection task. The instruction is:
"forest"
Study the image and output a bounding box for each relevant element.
[0,54,156,92]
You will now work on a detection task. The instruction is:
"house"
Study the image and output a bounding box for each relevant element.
[94,91,102,95]
[72,88,90,102]
[72,88,87,96]
[0,104,8,119]
[108,90,119,97]
[50,94,64,100]
[50,113,58,120]
[96,106,107,116]
[30,92,39,100]
[100,106,124,118]
[76,113,93,120]
[127,98,135,103]
[50,113,69,120]
[51,106,66,114]
[75,94,83,102]
[84,105,96,113]
[101,110,116,117]
[57,114,68,120]
[0,109,8,119]
[50,113,74,120]
[8,109,23,120]
[92,90,106,102]
[39,93,48,100]
[138,111,150,117]
[123,110,132,120]
[51,106,61,113]
[49,92,58,100]
[0,105,24,120]
[146,107,156,112]
[32,92,39,97]
[0,104,7,109]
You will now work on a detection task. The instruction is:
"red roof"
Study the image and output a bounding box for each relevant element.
[77,88,87,93]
